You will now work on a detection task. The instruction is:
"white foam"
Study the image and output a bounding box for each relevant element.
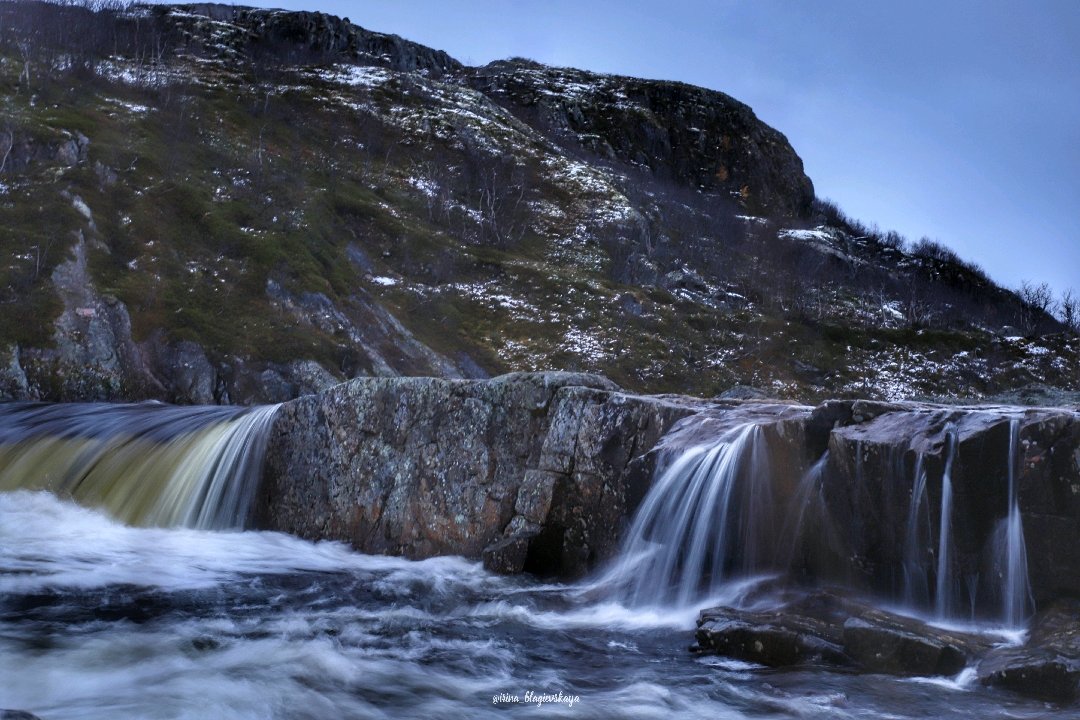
[0,490,487,593]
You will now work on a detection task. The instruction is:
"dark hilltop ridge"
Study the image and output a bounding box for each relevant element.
[0,1,1076,405]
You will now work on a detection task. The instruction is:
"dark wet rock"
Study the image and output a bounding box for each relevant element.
[695,604,846,668]
[842,616,966,676]
[480,533,536,575]
[979,602,1080,702]
[979,651,1080,703]
[815,404,1080,604]
[259,384,1080,594]
[697,590,984,677]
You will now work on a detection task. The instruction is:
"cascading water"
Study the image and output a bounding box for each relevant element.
[600,410,1039,632]
[998,418,1033,628]
[935,425,956,619]
[599,423,772,608]
[902,453,930,608]
[0,401,280,529]
[778,449,829,570]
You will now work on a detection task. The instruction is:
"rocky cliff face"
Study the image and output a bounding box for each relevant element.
[469,60,815,218]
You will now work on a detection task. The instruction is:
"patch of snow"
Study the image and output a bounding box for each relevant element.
[560,327,609,363]
[882,302,905,321]
[96,59,177,88]
[370,276,399,287]
[405,176,438,198]
[311,64,393,89]
[106,98,151,114]
[779,228,834,243]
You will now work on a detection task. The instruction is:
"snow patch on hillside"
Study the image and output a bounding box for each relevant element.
[313,64,393,89]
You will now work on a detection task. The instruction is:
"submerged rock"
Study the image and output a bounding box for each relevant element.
[694,603,846,668]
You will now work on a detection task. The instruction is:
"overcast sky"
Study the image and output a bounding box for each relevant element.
[182,1,1080,296]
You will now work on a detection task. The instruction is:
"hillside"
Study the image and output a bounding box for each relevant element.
[0,1,1076,405]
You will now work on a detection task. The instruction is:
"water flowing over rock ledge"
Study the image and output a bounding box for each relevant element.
[257,373,1080,597]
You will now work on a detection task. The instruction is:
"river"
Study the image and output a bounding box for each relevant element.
[0,490,1062,720]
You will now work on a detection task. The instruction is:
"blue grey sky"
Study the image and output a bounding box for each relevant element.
[191,1,1080,296]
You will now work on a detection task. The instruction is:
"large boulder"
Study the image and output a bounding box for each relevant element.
[255,371,700,577]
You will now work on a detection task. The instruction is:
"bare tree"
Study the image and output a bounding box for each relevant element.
[1059,288,1080,334]
[1017,280,1057,336]
[0,129,12,175]
[474,162,528,248]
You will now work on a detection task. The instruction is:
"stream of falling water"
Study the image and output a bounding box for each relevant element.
[935,425,956,620]
[999,419,1034,628]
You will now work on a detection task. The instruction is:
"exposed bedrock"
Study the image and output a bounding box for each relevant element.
[258,372,1080,602]
[255,372,703,577]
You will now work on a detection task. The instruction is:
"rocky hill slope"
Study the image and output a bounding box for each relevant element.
[0,1,1076,404]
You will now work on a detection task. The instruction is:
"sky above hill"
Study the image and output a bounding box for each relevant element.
[167,0,1080,298]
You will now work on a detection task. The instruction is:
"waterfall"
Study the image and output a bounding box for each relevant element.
[902,453,929,608]
[934,425,956,619]
[0,401,280,530]
[778,450,829,571]
[600,423,771,608]
[1000,418,1033,627]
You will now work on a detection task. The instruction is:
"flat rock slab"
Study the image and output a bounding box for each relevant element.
[843,616,966,676]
